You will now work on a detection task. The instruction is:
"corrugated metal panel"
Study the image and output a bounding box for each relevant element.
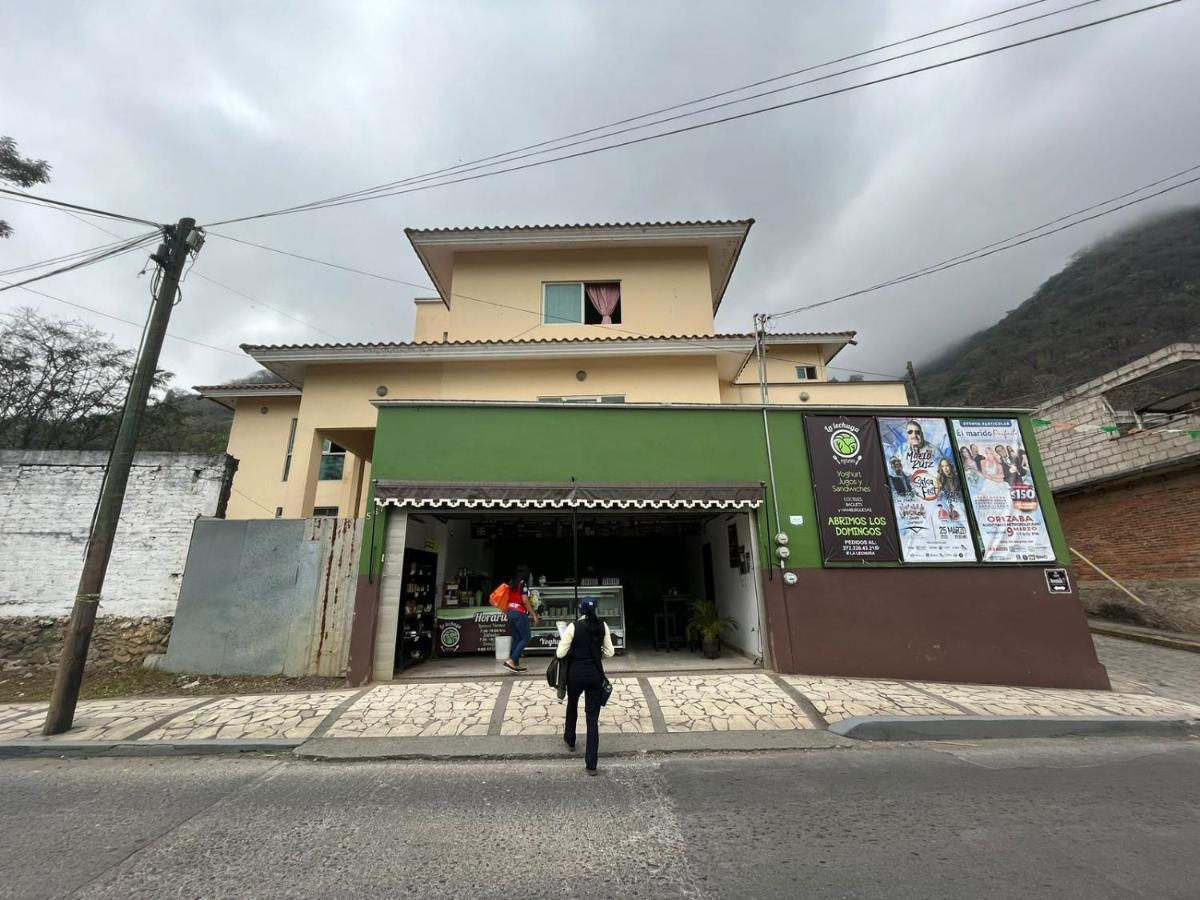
[305,517,362,677]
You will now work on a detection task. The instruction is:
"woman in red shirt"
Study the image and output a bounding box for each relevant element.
[503,564,539,673]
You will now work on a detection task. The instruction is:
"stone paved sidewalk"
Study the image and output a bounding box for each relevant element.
[2,671,1199,748]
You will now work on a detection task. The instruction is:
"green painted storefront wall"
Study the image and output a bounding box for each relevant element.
[360,404,1070,575]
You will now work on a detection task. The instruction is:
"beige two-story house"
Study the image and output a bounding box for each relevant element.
[197,220,908,519]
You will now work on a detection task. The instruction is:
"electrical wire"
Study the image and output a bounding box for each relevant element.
[0,234,162,293]
[239,1,1060,219]
[191,271,344,341]
[0,187,160,228]
[208,0,1068,224]
[0,277,246,358]
[0,231,159,278]
[205,0,1180,226]
[769,168,1200,320]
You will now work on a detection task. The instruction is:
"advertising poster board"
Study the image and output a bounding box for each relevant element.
[804,415,901,562]
[950,418,1056,562]
[878,417,977,563]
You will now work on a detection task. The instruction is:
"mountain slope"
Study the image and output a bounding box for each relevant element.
[920,205,1200,407]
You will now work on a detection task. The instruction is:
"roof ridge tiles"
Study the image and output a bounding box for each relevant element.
[405,219,754,235]
[239,330,853,353]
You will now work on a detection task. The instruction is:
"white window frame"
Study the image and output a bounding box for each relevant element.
[795,365,817,381]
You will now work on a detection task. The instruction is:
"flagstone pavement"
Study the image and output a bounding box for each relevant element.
[2,671,1199,746]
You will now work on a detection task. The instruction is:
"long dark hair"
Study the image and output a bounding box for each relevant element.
[580,600,603,642]
[509,564,530,592]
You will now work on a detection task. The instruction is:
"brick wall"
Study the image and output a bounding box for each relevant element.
[1057,467,1200,633]
[0,451,233,618]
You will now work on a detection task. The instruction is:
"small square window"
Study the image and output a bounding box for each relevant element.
[796,366,817,381]
[274,507,283,518]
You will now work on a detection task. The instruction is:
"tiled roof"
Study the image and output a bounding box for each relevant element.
[241,331,853,353]
[405,219,753,235]
[193,382,298,392]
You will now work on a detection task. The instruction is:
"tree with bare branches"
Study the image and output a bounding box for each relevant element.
[0,307,144,449]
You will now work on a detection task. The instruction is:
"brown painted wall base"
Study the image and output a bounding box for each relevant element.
[347,575,381,686]
[763,567,1110,690]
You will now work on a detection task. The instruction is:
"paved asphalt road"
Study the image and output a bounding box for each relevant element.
[2,739,1198,899]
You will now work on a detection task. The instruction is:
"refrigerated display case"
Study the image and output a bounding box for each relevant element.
[528,584,625,653]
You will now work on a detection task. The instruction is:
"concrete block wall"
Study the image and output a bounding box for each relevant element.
[0,451,233,618]
[1035,344,1199,493]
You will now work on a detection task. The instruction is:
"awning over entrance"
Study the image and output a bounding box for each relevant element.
[373,480,764,510]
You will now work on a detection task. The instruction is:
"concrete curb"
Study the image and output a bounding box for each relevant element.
[1088,623,1200,654]
[0,738,302,759]
[830,715,1200,742]
[293,729,854,761]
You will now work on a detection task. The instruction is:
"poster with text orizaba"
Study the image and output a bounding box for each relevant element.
[950,418,1056,562]
[804,416,901,562]
[878,417,977,563]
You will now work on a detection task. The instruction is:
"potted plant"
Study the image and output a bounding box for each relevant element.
[685,599,738,659]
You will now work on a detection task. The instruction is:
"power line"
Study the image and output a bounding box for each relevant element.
[0,277,246,358]
[0,232,159,278]
[769,167,1200,320]
[0,187,160,228]
[229,486,280,517]
[191,270,345,341]
[205,0,1180,226]
[208,0,1065,225]
[0,234,161,293]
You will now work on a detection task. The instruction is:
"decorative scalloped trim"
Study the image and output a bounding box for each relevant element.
[374,497,762,510]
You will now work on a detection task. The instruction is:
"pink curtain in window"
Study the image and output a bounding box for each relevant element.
[585,283,620,324]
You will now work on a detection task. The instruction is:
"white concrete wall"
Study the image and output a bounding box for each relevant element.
[0,451,230,618]
[701,514,762,659]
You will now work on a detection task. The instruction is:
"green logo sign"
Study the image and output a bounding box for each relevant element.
[830,429,860,460]
[440,625,461,649]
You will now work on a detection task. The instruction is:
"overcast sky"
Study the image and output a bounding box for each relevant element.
[2,0,1198,387]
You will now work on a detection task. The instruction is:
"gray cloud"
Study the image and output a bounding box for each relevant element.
[2,0,1197,387]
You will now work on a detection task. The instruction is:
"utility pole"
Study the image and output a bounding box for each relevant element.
[44,217,200,735]
[905,360,922,406]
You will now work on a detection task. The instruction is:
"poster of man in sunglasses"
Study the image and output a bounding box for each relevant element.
[878,417,977,563]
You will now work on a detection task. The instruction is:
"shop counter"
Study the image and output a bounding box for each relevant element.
[435,584,626,655]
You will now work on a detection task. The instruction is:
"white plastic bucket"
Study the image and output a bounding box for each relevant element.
[494,635,512,660]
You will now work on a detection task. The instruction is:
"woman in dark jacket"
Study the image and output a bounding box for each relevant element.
[556,597,615,775]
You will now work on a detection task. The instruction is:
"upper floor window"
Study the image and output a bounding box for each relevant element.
[312,506,340,518]
[281,417,298,481]
[543,282,621,325]
[795,366,817,381]
[319,440,346,480]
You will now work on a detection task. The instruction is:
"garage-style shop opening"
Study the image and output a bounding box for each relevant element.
[369,481,768,680]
